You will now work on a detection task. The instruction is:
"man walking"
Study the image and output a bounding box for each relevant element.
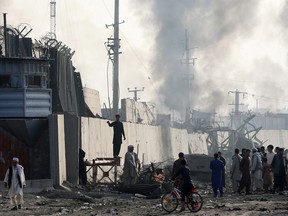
[4,157,26,210]
[107,114,126,157]
[123,145,140,185]
[230,148,242,193]
[210,153,224,197]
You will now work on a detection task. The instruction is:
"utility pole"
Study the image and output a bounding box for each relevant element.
[105,0,124,117]
[128,87,144,102]
[228,89,247,115]
[50,0,56,38]
[112,0,120,115]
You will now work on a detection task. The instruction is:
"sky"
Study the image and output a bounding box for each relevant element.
[2,0,288,118]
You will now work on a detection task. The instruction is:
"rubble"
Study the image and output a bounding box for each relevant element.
[1,182,288,215]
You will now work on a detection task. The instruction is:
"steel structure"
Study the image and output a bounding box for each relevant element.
[205,114,264,165]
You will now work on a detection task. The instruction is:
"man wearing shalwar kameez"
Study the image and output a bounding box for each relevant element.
[230,148,242,193]
[4,157,26,210]
[123,145,140,185]
[251,148,263,192]
[210,153,224,197]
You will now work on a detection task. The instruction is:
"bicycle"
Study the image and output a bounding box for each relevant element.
[161,181,203,213]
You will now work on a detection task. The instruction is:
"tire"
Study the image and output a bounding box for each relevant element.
[187,192,203,212]
[161,191,178,213]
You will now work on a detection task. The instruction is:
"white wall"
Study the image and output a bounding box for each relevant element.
[80,117,208,165]
[121,99,155,124]
[188,133,209,154]
[83,87,101,116]
[258,130,288,148]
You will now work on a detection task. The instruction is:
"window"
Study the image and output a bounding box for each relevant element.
[27,75,42,87]
[0,75,10,87]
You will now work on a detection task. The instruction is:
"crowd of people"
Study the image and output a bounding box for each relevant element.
[211,145,288,197]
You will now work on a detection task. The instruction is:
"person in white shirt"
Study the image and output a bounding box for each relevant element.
[4,157,26,211]
[266,145,275,165]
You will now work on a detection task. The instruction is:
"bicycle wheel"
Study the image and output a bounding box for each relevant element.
[161,191,179,213]
[187,192,203,212]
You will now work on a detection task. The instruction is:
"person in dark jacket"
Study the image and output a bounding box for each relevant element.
[237,149,252,195]
[172,152,185,188]
[218,151,226,188]
[79,148,92,186]
[172,159,193,212]
[107,114,126,157]
[271,148,286,195]
[210,153,224,197]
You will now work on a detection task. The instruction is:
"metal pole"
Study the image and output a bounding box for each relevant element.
[50,0,56,38]
[3,13,8,57]
[235,90,240,114]
[185,29,190,79]
[112,0,120,115]
[185,29,190,122]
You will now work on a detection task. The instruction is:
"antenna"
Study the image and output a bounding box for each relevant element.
[50,0,56,38]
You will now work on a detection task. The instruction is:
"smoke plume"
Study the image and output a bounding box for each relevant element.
[129,0,288,116]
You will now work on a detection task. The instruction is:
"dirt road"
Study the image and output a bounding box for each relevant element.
[1,187,288,216]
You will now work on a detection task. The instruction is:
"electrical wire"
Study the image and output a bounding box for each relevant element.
[100,0,158,95]
[106,56,112,109]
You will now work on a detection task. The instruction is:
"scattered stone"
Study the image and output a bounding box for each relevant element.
[215,204,225,208]
[260,197,268,201]
[81,206,92,210]
[59,207,69,214]
[229,207,242,211]
[36,201,47,206]
[106,208,118,215]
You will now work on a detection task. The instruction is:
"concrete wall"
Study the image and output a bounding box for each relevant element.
[80,117,208,166]
[81,117,114,159]
[48,113,288,186]
[83,87,101,116]
[49,114,66,186]
[64,113,80,185]
[121,99,156,124]
[258,130,288,148]
[188,133,208,154]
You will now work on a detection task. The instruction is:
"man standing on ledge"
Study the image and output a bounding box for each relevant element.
[107,114,126,157]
